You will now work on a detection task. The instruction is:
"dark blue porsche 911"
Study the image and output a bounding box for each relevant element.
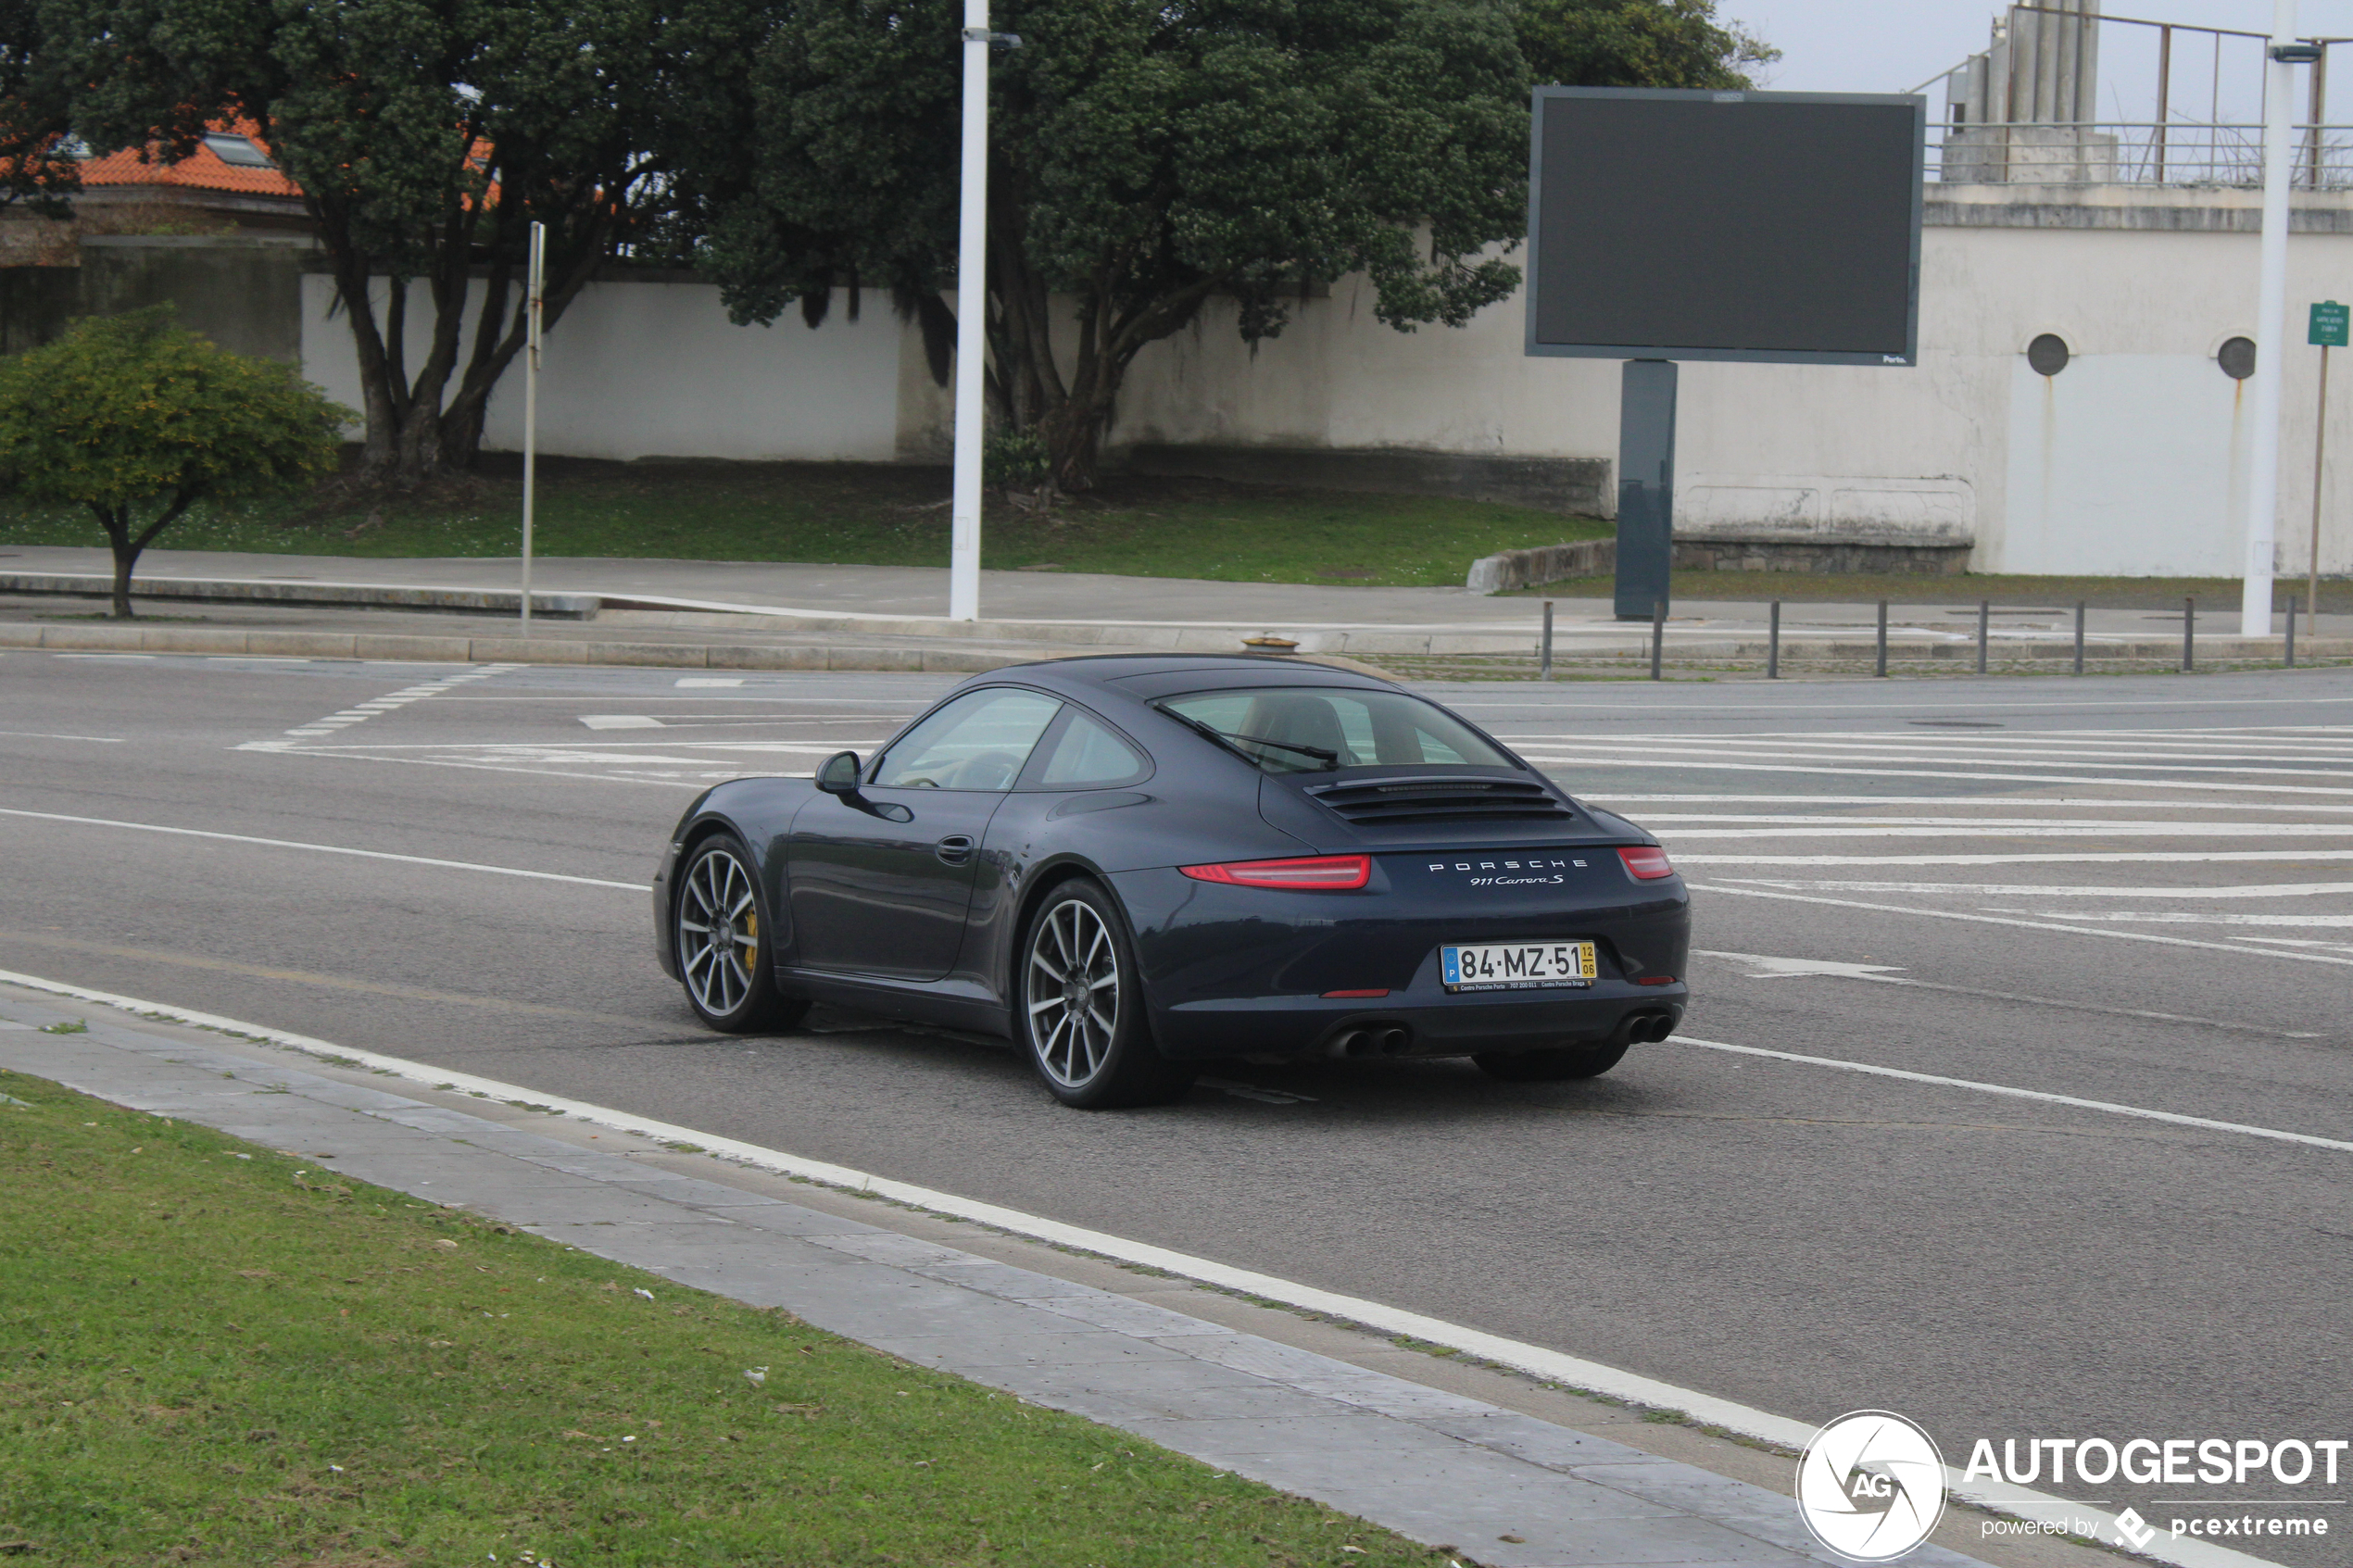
[653,655,1689,1108]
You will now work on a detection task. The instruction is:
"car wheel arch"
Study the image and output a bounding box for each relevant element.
[1006,857,1126,996]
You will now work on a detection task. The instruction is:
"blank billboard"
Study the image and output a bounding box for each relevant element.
[1525,88,1924,366]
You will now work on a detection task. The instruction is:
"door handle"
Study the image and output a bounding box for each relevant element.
[934,834,975,865]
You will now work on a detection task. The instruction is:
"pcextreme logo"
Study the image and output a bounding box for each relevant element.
[1797,1411,1947,1562]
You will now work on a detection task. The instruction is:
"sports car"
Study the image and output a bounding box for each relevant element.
[652,655,1690,1108]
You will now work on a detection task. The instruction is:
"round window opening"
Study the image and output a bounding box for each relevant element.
[2026,333,2070,376]
[2219,336,2258,380]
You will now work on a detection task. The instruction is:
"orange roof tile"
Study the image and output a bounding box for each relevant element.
[77,117,303,199]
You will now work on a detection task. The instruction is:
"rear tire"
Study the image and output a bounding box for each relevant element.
[1474,1041,1629,1082]
[1019,879,1193,1109]
[675,833,811,1035]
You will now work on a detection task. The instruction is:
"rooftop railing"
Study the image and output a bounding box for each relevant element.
[1931,120,2353,188]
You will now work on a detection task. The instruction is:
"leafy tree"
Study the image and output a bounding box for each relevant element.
[50,0,678,485]
[1517,0,1777,92]
[0,0,79,217]
[689,0,1531,492]
[0,307,352,617]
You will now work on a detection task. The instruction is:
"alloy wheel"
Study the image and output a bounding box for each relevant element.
[679,847,761,1017]
[1027,897,1121,1087]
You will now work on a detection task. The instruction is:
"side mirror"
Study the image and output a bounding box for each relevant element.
[815,750,863,796]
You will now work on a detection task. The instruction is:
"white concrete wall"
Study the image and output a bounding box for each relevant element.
[298,274,901,463]
[292,196,2353,578]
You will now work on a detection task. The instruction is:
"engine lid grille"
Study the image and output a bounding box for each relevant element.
[1303,775,1573,825]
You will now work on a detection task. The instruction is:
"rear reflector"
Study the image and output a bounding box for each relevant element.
[1617,846,1676,881]
[1634,975,1678,986]
[1180,854,1372,890]
[1321,988,1390,998]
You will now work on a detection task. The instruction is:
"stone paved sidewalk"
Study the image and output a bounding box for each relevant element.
[0,981,2008,1568]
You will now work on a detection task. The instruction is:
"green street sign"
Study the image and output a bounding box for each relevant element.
[2311,300,2349,347]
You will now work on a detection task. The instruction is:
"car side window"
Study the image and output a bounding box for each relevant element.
[1029,709,1150,789]
[870,689,1061,790]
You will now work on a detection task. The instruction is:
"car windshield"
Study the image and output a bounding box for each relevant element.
[1159,687,1516,775]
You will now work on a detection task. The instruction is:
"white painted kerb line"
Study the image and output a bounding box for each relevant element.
[0,967,2289,1568]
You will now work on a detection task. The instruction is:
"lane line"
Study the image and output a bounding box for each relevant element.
[1693,950,2325,1039]
[1718,879,2353,898]
[0,729,124,743]
[1680,851,2353,865]
[1687,881,2353,967]
[1658,824,2353,839]
[232,747,723,789]
[1668,1034,2353,1154]
[0,966,2298,1568]
[1589,797,2353,812]
[0,807,646,890]
[1530,754,2353,797]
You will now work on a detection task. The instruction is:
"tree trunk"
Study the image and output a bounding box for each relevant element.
[94,505,133,620]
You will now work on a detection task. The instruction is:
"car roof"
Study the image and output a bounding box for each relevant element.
[979,654,1394,703]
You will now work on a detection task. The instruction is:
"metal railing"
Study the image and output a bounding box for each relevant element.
[1931,120,2353,187]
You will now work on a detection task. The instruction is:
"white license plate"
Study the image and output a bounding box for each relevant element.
[1441,940,1597,992]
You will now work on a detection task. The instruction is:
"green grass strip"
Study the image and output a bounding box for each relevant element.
[0,1070,1458,1566]
[0,459,1606,591]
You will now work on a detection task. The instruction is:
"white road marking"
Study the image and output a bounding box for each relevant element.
[1660,822,2353,839]
[245,663,522,748]
[1986,909,2353,927]
[52,652,153,659]
[0,730,124,743]
[675,677,744,687]
[1670,1033,2353,1153]
[1590,795,2353,813]
[1680,850,2353,866]
[1686,881,2353,967]
[0,807,645,890]
[1717,879,2353,898]
[0,967,2295,1568]
[1529,753,2353,797]
[579,715,666,730]
[1693,949,2323,1038]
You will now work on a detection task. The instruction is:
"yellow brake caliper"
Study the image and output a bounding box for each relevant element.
[741,909,757,971]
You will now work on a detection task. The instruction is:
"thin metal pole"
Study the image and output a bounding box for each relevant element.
[521,220,543,633]
[2314,339,2330,622]
[1649,597,1665,681]
[2287,594,2299,665]
[2311,43,2329,188]
[1540,599,1554,680]
[948,0,990,622]
[1767,599,1780,680]
[2183,594,2196,671]
[2241,0,2299,639]
[1875,600,1888,678]
[1976,598,1990,673]
[2072,600,2085,674]
[2156,24,2171,182]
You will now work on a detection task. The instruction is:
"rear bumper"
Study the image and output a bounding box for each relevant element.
[1107,865,1691,1061]
[1151,985,1686,1060]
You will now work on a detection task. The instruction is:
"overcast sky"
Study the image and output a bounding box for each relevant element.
[1744,1,2353,96]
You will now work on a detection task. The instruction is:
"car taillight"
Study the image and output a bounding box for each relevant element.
[1180,854,1371,891]
[1618,846,1676,881]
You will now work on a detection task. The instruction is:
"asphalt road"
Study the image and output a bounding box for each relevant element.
[7,648,2351,1561]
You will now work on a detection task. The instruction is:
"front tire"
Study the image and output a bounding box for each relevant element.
[675,834,810,1034]
[1019,879,1192,1109]
[1474,1040,1629,1082]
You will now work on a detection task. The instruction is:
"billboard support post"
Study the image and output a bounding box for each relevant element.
[1615,360,1677,620]
[2243,1,2303,639]
[949,0,990,623]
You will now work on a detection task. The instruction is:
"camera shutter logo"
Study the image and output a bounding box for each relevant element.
[1797,1411,1947,1561]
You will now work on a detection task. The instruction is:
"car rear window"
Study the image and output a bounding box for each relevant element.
[1159,687,1516,775]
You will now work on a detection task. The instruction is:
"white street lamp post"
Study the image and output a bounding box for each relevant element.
[2244,0,2305,638]
[949,0,991,623]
